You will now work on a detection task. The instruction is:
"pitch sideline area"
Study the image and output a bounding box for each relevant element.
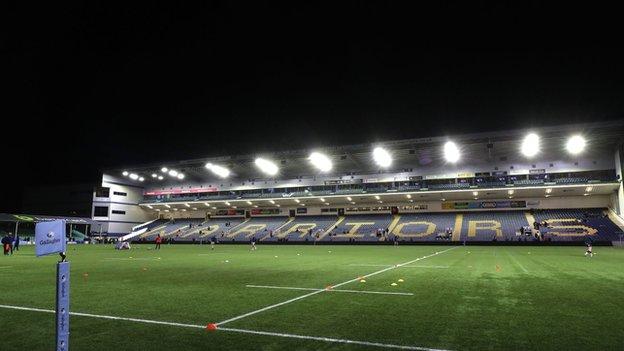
[1,244,623,350]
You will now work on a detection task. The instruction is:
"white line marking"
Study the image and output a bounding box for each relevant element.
[400,265,449,269]
[218,326,451,351]
[348,264,393,267]
[246,284,414,296]
[217,246,459,326]
[0,266,13,269]
[0,304,204,329]
[103,257,161,261]
[505,250,529,273]
[0,304,451,351]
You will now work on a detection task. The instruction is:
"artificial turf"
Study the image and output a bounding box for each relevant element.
[1,244,623,351]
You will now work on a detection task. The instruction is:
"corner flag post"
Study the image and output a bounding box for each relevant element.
[35,219,69,351]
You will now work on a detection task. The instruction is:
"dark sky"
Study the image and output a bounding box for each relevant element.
[3,1,623,211]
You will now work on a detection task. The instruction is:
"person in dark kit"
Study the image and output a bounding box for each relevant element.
[8,233,14,254]
[13,234,20,251]
[585,242,594,257]
[1,234,10,255]
[155,234,162,250]
[250,236,257,251]
[210,236,216,250]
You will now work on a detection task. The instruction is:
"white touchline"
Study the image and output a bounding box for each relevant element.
[103,258,161,261]
[0,266,13,269]
[347,264,393,267]
[0,304,451,351]
[217,326,452,351]
[0,304,204,329]
[246,284,414,296]
[400,265,449,269]
[217,246,459,326]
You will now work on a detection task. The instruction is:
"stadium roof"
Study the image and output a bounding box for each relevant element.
[112,120,624,184]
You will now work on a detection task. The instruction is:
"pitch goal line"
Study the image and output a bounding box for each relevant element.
[0,304,451,351]
[245,284,414,296]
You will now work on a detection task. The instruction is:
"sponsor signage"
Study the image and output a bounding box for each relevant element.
[442,201,527,210]
[296,207,308,214]
[251,208,281,215]
[324,179,363,185]
[215,209,245,216]
[144,187,219,196]
[35,220,66,257]
[56,262,70,351]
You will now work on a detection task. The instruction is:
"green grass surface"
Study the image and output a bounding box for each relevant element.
[1,244,623,350]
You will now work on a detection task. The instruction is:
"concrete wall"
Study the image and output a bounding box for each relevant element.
[92,174,155,235]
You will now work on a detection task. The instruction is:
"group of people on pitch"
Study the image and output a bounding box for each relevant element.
[2,233,20,255]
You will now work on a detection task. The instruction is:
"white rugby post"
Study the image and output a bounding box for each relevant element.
[35,219,69,351]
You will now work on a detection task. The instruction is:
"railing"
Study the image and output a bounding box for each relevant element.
[141,177,620,204]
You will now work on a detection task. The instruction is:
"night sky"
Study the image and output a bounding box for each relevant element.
[3,2,623,211]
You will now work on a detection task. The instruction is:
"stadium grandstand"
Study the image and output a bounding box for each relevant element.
[90,120,624,245]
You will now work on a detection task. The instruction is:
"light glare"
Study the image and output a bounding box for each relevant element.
[444,141,460,163]
[521,133,540,157]
[255,158,279,176]
[372,147,392,168]
[308,152,333,172]
[566,135,586,155]
[205,163,230,178]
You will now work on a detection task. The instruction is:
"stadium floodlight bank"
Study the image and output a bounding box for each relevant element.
[90,120,624,243]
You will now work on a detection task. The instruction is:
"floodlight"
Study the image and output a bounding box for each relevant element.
[508,190,514,195]
[566,135,586,155]
[246,201,253,205]
[521,133,540,157]
[472,191,479,196]
[372,147,392,168]
[138,177,145,182]
[406,194,412,199]
[151,173,157,178]
[129,173,139,180]
[168,170,178,177]
[255,158,278,176]
[122,171,129,176]
[177,173,185,180]
[346,197,352,201]
[444,141,460,163]
[374,195,380,200]
[161,167,168,173]
[205,163,230,178]
[308,152,333,172]
[157,176,164,180]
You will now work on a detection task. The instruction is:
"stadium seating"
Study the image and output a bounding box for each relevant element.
[221,216,290,242]
[263,215,339,242]
[392,212,457,241]
[139,218,205,240]
[459,211,528,241]
[323,214,393,242]
[532,208,623,242]
[134,208,623,243]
